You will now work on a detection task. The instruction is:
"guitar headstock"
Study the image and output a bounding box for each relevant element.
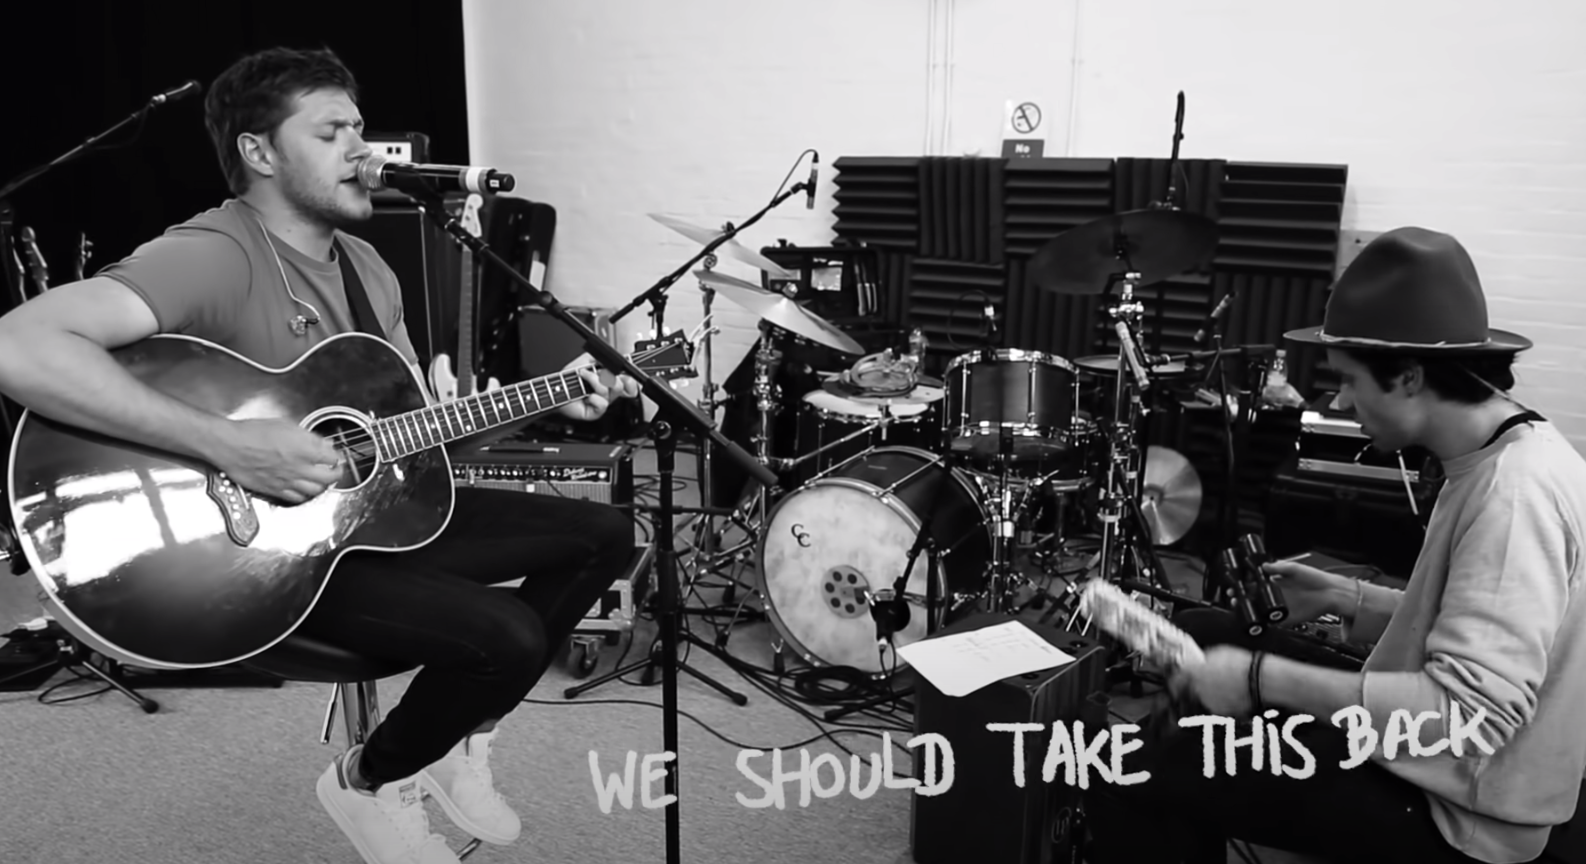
[633,330,698,381]
[19,226,49,296]
[461,193,484,239]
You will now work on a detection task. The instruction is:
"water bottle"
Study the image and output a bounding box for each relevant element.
[1262,349,1305,408]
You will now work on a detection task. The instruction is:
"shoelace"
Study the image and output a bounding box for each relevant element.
[377,787,436,848]
[462,737,507,807]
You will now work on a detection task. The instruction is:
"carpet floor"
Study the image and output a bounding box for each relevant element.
[0,443,1317,864]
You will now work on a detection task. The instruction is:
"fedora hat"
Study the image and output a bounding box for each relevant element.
[1284,227,1530,355]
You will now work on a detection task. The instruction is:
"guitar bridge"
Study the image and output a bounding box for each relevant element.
[207,472,260,546]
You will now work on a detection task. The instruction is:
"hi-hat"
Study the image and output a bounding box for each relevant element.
[695,270,864,355]
[1028,208,1218,295]
[1137,445,1202,546]
[650,213,795,278]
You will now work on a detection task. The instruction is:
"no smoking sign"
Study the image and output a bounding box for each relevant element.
[1002,99,1045,159]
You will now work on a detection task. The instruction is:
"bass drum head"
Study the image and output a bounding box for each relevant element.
[759,478,938,677]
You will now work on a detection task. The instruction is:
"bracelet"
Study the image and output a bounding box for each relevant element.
[1248,650,1267,713]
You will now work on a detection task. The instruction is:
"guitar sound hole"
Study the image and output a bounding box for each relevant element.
[308,416,380,490]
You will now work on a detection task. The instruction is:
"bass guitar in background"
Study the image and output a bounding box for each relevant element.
[429,193,503,401]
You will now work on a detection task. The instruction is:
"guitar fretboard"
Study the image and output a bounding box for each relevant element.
[372,368,590,459]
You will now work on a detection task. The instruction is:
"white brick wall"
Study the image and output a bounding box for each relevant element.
[463,0,1586,450]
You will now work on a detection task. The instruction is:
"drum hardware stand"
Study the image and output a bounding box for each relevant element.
[410,183,780,864]
[986,426,1026,613]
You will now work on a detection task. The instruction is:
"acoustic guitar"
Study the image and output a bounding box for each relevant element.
[6,330,692,670]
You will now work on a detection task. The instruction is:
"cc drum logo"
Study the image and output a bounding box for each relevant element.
[790,523,812,547]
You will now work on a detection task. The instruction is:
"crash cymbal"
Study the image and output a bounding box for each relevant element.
[1137,445,1202,546]
[695,269,864,355]
[650,213,795,278]
[1072,354,1190,377]
[1027,208,1218,295]
[821,377,945,406]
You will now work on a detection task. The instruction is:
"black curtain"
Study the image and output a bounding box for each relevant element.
[0,0,468,298]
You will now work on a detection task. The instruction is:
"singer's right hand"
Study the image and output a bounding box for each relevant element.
[1260,560,1356,625]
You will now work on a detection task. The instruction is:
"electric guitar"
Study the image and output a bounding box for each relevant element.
[5,329,693,670]
[428,194,501,400]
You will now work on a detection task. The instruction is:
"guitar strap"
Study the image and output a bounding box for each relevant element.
[332,237,385,339]
[1483,410,1545,449]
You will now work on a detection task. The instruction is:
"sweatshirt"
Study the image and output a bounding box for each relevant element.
[1343,420,1586,863]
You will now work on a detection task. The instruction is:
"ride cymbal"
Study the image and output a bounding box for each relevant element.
[1072,354,1190,377]
[650,213,795,278]
[695,270,864,355]
[1137,445,1202,546]
[1028,209,1218,295]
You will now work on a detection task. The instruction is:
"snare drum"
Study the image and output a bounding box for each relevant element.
[796,389,931,477]
[943,349,1082,462]
[758,447,992,678]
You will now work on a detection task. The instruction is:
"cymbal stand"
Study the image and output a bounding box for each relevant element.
[677,321,783,615]
[679,296,771,641]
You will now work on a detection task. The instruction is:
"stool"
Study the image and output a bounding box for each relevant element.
[243,633,483,860]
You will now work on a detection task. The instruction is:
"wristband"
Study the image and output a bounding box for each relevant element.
[1248,650,1267,713]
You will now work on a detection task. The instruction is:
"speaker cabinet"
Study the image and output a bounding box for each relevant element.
[341,199,466,367]
[910,614,1108,864]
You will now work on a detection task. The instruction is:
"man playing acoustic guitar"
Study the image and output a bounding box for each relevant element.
[0,47,641,864]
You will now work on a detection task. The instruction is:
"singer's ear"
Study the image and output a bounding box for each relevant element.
[236,132,278,182]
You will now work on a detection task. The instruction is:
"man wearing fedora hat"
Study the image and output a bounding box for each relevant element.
[1084,227,1586,864]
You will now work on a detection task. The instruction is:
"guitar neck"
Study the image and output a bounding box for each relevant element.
[374,365,590,458]
[457,248,476,394]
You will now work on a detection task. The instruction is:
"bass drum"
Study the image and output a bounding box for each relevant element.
[758,447,991,678]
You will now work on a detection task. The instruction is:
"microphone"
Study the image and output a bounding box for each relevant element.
[1194,292,1234,345]
[1113,321,1151,391]
[983,301,999,344]
[1217,549,1265,637]
[805,153,819,210]
[1238,534,1288,623]
[357,154,516,195]
[149,80,201,107]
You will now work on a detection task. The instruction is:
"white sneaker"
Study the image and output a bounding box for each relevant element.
[317,746,461,864]
[419,729,522,845]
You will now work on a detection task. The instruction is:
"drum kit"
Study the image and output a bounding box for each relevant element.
[650,204,1224,681]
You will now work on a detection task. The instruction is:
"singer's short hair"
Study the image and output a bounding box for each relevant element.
[204,47,360,195]
[1337,349,1517,405]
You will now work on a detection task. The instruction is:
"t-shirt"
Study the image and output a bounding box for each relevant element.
[1346,419,1586,863]
[98,197,420,371]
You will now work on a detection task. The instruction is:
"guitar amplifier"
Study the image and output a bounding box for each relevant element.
[451,440,634,505]
[451,440,648,635]
[911,614,1109,864]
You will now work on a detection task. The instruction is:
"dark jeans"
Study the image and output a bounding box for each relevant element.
[1083,608,1489,864]
[293,486,634,785]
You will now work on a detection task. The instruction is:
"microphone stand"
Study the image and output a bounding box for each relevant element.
[405,184,777,864]
[617,181,812,614]
[822,448,957,723]
[1,84,197,435]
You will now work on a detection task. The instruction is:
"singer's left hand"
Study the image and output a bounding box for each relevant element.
[1168,645,1256,718]
[557,353,640,421]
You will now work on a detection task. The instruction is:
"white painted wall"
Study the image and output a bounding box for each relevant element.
[462,0,1586,450]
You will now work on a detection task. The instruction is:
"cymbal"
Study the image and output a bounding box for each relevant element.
[821,377,945,406]
[696,270,864,355]
[650,213,795,278]
[1027,208,1218,295]
[1137,445,1202,546]
[1072,354,1190,377]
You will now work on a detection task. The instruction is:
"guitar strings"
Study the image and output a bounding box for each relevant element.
[319,344,676,456]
